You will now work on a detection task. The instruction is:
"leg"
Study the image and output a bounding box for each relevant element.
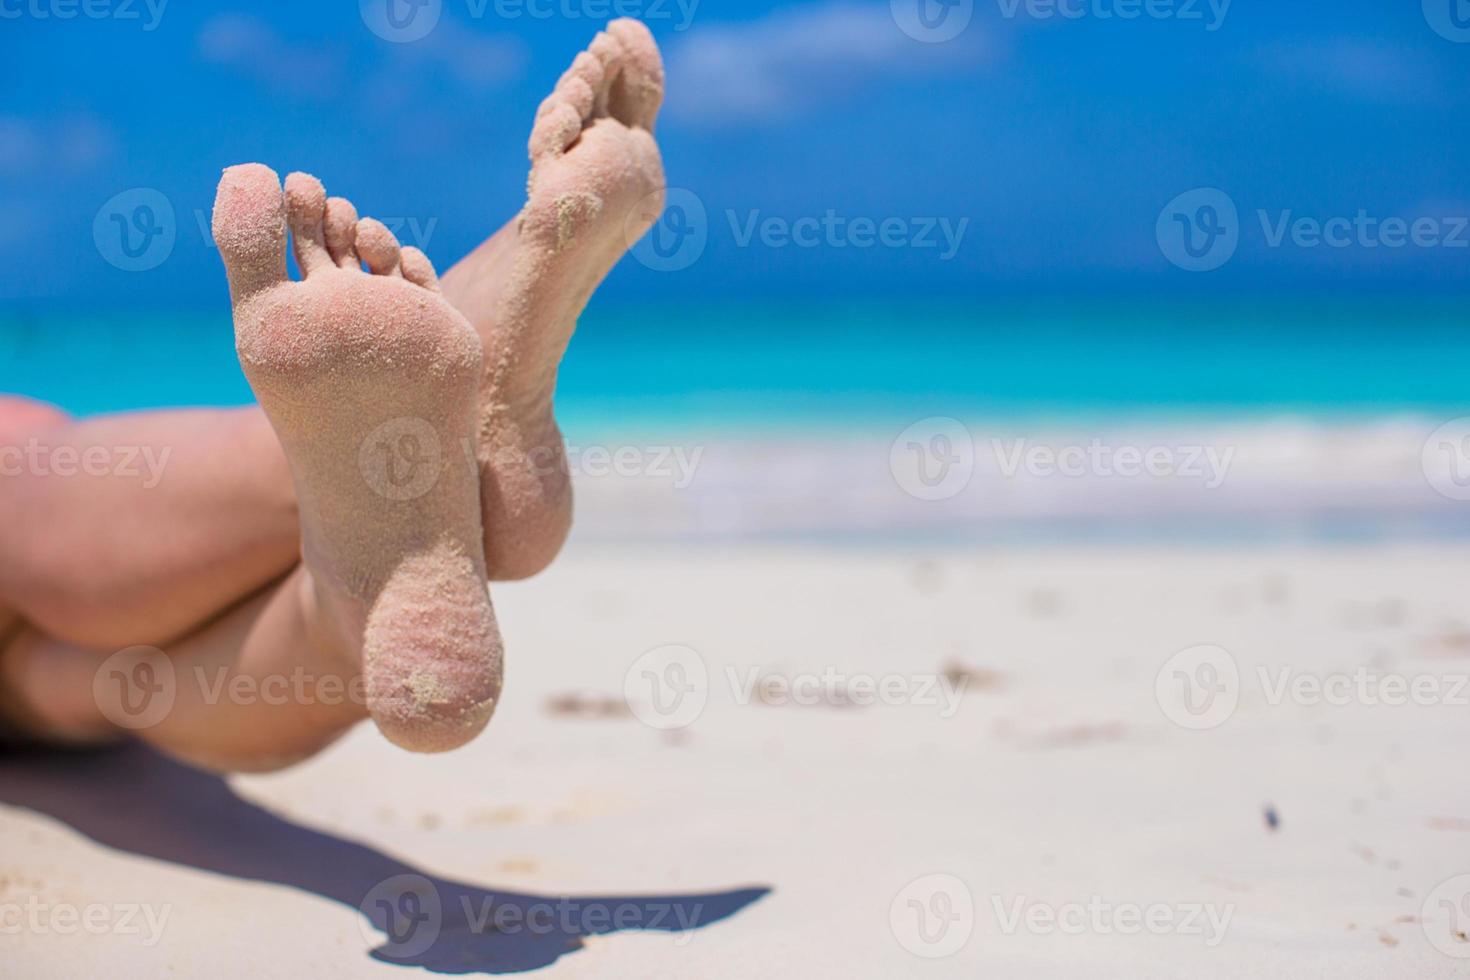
[0,400,331,770]
[1,158,509,763]
[0,566,364,772]
[441,18,667,579]
[0,403,297,649]
[0,22,669,658]
[0,396,69,645]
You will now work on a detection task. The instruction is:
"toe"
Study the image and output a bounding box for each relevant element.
[530,40,616,157]
[562,52,605,108]
[324,196,360,270]
[529,103,584,162]
[553,76,596,123]
[284,172,333,277]
[212,163,288,302]
[587,30,627,117]
[588,28,625,72]
[399,247,440,292]
[607,19,663,131]
[355,218,402,276]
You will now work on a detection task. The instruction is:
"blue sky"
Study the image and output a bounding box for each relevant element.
[3,0,1470,312]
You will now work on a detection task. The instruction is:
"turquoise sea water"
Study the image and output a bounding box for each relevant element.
[3,299,1469,431]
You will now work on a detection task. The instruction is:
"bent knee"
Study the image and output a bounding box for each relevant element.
[0,396,70,443]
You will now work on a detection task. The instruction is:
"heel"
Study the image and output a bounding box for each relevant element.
[362,550,502,753]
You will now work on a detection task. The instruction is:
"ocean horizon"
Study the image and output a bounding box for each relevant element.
[7,299,1466,544]
[4,298,1469,431]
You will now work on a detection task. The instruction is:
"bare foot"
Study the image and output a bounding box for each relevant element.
[214,164,503,753]
[440,18,666,580]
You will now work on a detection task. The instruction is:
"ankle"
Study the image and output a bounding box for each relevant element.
[293,565,368,674]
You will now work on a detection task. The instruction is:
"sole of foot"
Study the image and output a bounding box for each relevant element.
[213,164,503,753]
[440,17,666,581]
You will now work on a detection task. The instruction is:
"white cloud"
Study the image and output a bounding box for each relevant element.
[196,14,350,101]
[0,114,115,177]
[0,118,43,175]
[196,13,526,110]
[663,2,988,124]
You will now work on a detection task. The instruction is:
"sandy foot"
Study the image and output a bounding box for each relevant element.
[214,164,503,753]
[440,18,666,580]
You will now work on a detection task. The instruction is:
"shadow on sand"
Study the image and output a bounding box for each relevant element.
[0,742,769,974]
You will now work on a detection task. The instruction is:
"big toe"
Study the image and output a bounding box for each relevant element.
[213,163,289,302]
[606,18,663,131]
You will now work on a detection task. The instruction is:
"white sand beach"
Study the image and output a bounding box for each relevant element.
[8,1,1470,975]
[4,540,1468,977]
